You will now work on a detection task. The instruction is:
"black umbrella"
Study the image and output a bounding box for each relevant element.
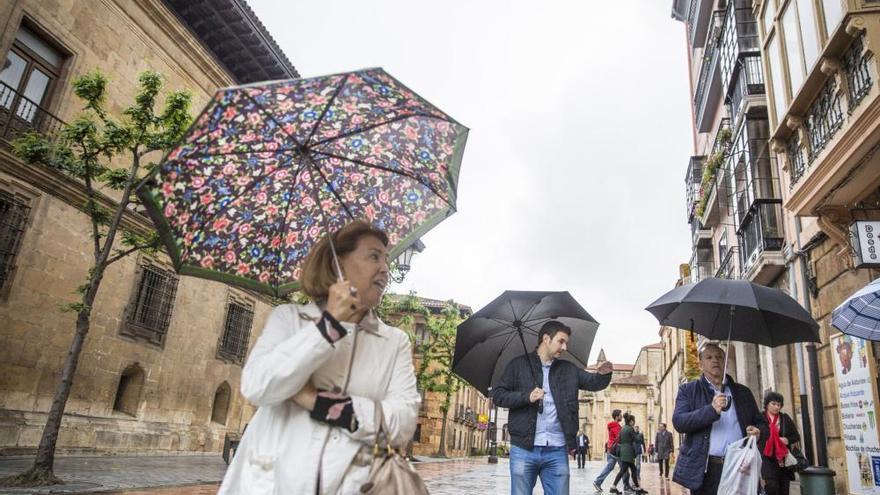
[645,277,819,381]
[452,290,599,408]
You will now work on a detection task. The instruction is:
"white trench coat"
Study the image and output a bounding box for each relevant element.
[218,302,420,494]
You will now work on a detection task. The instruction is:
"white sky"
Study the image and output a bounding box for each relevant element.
[249,0,695,365]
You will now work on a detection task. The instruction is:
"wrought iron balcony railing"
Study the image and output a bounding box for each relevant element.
[844,33,872,113]
[727,55,765,120]
[715,246,740,279]
[719,0,760,96]
[734,177,780,228]
[0,81,65,148]
[788,33,872,190]
[738,202,784,274]
[685,155,705,220]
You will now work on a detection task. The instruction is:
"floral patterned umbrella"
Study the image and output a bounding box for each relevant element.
[136,68,468,296]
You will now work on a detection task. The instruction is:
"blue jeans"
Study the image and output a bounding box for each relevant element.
[594,453,630,487]
[509,445,570,495]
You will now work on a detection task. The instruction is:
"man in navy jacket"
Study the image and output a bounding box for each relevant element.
[672,343,768,494]
[493,321,613,495]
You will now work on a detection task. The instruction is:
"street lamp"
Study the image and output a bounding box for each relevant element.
[390,239,425,283]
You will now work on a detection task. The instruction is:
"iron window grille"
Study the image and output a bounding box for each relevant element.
[217,297,254,364]
[122,262,178,346]
[787,132,807,188]
[0,190,30,294]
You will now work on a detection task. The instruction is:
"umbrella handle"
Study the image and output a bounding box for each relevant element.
[327,233,345,282]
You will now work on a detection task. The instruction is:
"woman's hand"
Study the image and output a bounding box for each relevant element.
[780,437,789,446]
[326,280,364,322]
[292,382,318,411]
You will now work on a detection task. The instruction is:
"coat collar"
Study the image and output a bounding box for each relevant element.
[297,302,385,337]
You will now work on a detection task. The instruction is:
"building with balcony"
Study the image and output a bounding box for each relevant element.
[755,0,880,491]
[673,0,798,436]
[0,0,298,455]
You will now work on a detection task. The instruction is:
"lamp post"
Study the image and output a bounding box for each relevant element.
[389,239,425,283]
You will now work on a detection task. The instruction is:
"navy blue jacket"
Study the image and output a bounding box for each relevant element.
[671,375,768,490]
[492,352,612,450]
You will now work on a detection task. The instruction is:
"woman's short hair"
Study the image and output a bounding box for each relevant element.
[300,220,389,300]
[763,391,785,409]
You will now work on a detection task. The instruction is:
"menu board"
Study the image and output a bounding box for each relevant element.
[831,333,880,494]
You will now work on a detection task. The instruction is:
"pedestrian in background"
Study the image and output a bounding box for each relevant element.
[633,425,645,477]
[761,391,799,495]
[654,423,673,480]
[576,430,589,469]
[609,414,647,494]
[593,410,631,492]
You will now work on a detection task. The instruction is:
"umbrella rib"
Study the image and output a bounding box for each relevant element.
[170,145,297,162]
[179,150,300,262]
[305,74,351,146]
[307,156,356,221]
[310,111,446,148]
[271,159,307,292]
[518,299,543,325]
[312,152,452,208]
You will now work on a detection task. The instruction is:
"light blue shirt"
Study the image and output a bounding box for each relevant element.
[534,360,566,447]
[706,377,742,457]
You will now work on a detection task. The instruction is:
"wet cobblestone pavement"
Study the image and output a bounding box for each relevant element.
[0,455,689,494]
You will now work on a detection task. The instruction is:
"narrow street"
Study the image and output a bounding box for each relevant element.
[0,455,687,494]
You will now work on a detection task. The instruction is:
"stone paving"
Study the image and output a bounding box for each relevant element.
[0,454,689,494]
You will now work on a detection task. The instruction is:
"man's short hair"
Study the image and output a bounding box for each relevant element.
[659,422,667,428]
[763,391,785,409]
[698,342,725,359]
[538,320,571,343]
[612,409,622,420]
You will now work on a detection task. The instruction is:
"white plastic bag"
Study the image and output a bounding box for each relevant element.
[718,436,761,495]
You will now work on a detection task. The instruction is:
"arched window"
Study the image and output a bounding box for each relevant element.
[211,382,231,425]
[113,364,145,416]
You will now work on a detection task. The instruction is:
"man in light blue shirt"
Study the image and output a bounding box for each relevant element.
[493,321,613,495]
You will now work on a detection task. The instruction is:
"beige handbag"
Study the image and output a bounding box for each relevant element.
[359,402,429,494]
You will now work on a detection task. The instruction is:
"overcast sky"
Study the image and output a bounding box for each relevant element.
[249,0,695,365]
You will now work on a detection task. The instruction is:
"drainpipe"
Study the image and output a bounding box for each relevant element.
[788,261,815,464]
[794,218,828,468]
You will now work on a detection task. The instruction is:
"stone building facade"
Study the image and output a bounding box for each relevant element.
[0,0,297,455]
[383,295,491,458]
[579,345,662,461]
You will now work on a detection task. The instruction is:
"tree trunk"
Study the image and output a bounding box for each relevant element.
[437,408,449,457]
[2,270,104,486]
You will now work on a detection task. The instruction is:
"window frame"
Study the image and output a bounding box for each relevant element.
[0,179,37,301]
[216,293,255,365]
[120,257,179,347]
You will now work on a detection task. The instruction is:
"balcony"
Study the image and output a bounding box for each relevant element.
[0,81,65,148]
[686,0,716,50]
[691,219,712,248]
[693,21,724,133]
[718,0,760,97]
[685,155,705,221]
[698,119,733,227]
[734,177,781,228]
[715,246,740,279]
[727,54,766,125]
[738,202,784,284]
[780,28,880,216]
[690,247,715,283]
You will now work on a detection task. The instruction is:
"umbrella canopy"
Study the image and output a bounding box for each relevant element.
[136,68,468,296]
[645,277,820,347]
[832,277,880,341]
[452,290,599,397]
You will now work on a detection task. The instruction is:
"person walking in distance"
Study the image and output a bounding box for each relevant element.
[576,430,589,469]
[654,423,673,480]
[592,410,630,493]
[609,413,647,494]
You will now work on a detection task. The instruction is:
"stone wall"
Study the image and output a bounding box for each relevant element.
[0,0,270,455]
